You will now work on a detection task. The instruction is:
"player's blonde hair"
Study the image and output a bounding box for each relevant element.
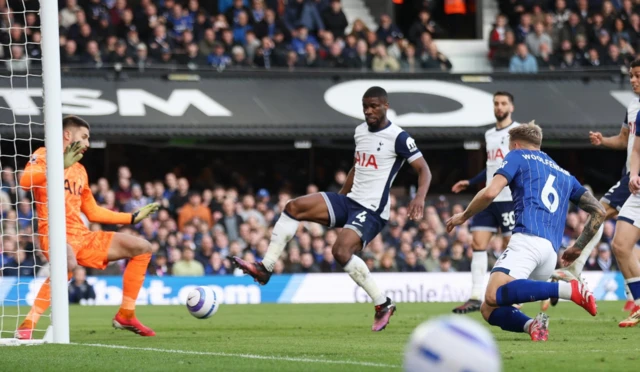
[509,120,542,148]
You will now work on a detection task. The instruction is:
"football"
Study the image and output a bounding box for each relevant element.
[186,286,219,319]
[404,315,501,372]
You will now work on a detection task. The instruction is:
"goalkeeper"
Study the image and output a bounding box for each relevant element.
[16,115,160,339]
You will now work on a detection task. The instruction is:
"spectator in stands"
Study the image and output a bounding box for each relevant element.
[322,0,348,39]
[515,13,532,43]
[6,45,29,71]
[225,0,253,27]
[420,43,452,71]
[207,252,230,275]
[172,246,205,276]
[179,43,207,68]
[509,43,538,72]
[178,192,213,231]
[61,40,83,64]
[60,0,82,29]
[607,44,625,66]
[595,242,618,271]
[371,43,400,72]
[134,43,152,69]
[536,42,555,69]
[232,11,253,44]
[401,43,420,72]
[290,25,319,55]
[559,48,579,68]
[408,9,444,44]
[284,0,324,35]
[488,14,512,60]
[526,21,552,57]
[68,266,96,304]
[376,14,403,46]
[561,12,587,46]
[492,29,516,68]
[349,18,369,40]
[254,9,287,40]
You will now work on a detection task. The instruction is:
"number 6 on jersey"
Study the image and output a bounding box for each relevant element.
[542,175,559,213]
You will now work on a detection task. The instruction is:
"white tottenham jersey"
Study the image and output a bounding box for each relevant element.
[624,96,640,174]
[485,121,520,202]
[347,122,423,220]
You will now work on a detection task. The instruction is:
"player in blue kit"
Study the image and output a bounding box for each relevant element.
[447,122,604,341]
[233,86,432,332]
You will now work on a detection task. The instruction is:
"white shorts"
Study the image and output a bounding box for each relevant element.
[619,193,640,229]
[491,233,557,281]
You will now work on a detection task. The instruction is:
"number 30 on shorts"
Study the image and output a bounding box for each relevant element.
[501,211,515,229]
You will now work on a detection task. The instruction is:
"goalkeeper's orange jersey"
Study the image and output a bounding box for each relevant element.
[20,147,132,237]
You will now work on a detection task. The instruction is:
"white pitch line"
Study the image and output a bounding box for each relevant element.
[71,343,400,369]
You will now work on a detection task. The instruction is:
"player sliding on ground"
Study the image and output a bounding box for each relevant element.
[233,86,432,331]
[451,91,519,314]
[446,122,604,341]
[541,61,640,312]
[15,115,160,339]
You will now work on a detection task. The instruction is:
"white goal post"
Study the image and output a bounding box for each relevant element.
[0,0,69,345]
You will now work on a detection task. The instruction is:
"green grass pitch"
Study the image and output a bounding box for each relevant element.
[1,301,639,371]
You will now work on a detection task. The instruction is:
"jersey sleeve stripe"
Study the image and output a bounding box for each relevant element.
[407,152,423,163]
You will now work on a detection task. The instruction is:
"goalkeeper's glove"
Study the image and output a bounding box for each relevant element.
[63,141,85,169]
[131,202,160,224]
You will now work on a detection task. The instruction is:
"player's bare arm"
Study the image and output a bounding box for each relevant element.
[339,160,356,195]
[446,174,508,232]
[407,157,431,220]
[590,126,629,149]
[629,135,640,193]
[562,192,606,265]
[451,169,486,193]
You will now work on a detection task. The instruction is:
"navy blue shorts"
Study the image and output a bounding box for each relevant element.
[469,201,515,235]
[601,173,631,211]
[321,192,387,246]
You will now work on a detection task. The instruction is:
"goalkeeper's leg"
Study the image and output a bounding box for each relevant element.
[103,232,154,336]
[16,245,76,339]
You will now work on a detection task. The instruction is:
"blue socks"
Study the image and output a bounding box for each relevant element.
[627,279,640,301]
[487,306,531,333]
[495,279,559,306]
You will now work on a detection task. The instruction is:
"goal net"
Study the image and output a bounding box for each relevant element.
[0,0,68,344]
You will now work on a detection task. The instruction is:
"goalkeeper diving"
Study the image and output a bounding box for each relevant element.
[15,115,160,339]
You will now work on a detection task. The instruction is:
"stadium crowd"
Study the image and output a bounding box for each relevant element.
[492,0,640,71]
[0,165,626,279]
[0,0,453,72]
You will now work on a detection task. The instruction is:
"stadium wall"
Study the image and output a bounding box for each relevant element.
[0,73,630,140]
[0,272,625,306]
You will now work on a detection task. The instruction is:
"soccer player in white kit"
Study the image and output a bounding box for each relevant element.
[452,92,520,314]
[233,86,432,331]
[603,60,640,327]
[542,97,633,311]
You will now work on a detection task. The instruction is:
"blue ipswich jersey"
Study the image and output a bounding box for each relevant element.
[494,149,587,251]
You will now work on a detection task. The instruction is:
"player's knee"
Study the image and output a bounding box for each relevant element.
[284,200,301,219]
[332,244,353,266]
[612,238,631,258]
[471,240,485,251]
[484,290,498,307]
[480,302,493,322]
[137,240,152,256]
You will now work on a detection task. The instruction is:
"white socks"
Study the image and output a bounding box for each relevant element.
[558,281,572,300]
[262,212,300,271]
[470,251,488,300]
[569,224,604,273]
[344,255,386,306]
